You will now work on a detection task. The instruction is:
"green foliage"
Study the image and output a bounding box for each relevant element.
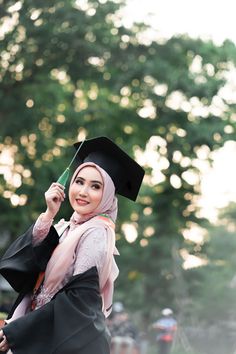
[183,209,236,325]
[1,0,236,329]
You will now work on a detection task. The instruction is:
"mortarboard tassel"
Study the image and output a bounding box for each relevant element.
[57,139,85,187]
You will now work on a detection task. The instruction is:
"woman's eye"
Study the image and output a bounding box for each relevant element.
[75,179,83,185]
[92,184,101,190]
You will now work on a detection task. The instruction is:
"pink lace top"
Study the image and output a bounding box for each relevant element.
[32,213,109,309]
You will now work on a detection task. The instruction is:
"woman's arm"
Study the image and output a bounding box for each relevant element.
[32,213,54,245]
[32,182,65,245]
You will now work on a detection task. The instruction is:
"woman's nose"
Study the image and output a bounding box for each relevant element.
[79,184,88,195]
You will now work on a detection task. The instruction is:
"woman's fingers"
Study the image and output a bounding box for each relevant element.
[51,182,65,191]
[46,190,65,202]
[43,182,66,218]
[45,183,66,202]
[0,332,9,352]
[48,183,65,194]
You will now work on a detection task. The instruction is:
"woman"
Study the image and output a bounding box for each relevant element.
[0,137,144,354]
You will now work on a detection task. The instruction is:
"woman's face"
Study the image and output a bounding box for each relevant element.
[69,166,104,215]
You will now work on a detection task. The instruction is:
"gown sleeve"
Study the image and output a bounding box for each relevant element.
[0,224,59,293]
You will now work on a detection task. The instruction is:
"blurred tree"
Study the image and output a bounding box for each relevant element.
[183,202,236,325]
[1,0,236,325]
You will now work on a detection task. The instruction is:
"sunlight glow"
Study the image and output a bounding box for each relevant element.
[138,99,156,119]
[170,174,182,189]
[124,0,236,45]
[0,145,29,206]
[198,141,236,222]
[122,223,138,243]
[182,223,206,244]
[134,136,168,186]
[180,249,208,270]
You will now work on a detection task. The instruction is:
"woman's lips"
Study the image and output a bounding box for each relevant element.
[76,199,89,206]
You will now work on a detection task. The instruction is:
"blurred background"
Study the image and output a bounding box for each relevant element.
[1,0,236,353]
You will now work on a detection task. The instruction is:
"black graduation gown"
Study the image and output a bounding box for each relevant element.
[0,224,110,354]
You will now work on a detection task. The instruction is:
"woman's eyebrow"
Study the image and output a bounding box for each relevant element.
[76,176,103,185]
[76,176,84,180]
[91,180,103,185]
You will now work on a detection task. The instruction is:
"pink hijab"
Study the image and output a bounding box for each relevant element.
[43,162,119,317]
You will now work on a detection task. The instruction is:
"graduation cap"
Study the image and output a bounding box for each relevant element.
[71,136,145,201]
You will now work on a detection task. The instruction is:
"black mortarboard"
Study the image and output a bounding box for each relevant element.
[73,136,144,201]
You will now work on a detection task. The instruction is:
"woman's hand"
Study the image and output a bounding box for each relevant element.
[0,330,9,352]
[44,182,66,219]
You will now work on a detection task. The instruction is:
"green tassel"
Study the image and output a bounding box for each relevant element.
[56,139,85,187]
[57,167,70,187]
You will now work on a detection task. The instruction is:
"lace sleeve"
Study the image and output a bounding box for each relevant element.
[73,228,108,281]
[32,213,54,246]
